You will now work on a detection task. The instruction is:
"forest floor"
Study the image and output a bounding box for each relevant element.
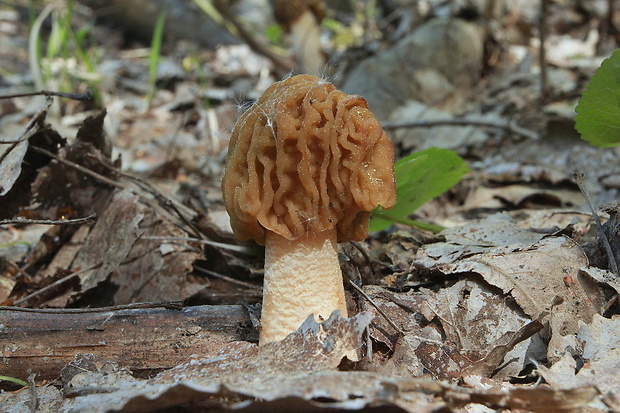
[1,0,620,412]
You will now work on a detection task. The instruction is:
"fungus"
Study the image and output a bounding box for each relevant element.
[222,75,396,345]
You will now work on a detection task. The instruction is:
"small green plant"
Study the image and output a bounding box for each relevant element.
[182,50,211,110]
[0,375,28,387]
[264,24,283,45]
[29,1,102,104]
[575,48,620,147]
[370,147,470,233]
[145,10,167,111]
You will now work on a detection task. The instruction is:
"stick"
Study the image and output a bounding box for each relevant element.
[0,304,255,381]
[381,118,539,141]
[0,90,92,101]
[574,173,619,276]
[0,214,97,226]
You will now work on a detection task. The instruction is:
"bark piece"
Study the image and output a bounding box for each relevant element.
[0,304,254,380]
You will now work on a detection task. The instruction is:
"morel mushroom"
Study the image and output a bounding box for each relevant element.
[222,75,396,345]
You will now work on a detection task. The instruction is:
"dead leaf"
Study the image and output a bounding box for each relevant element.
[75,109,111,157]
[424,234,601,333]
[0,98,53,197]
[0,131,29,197]
[110,206,204,303]
[581,267,620,297]
[541,315,620,397]
[364,280,534,380]
[0,275,15,302]
[70,189,144,296]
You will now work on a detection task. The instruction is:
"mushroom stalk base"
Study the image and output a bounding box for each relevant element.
[259,230,348,345]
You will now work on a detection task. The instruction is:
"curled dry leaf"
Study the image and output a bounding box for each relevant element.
[0,131,29,197]
[443,236,600,332]
[540,314,620,398]
[68,188,205,304]
[417,213,604,334]
[163,310,373,387]
[363,280,534,380]
[0,98,53,198]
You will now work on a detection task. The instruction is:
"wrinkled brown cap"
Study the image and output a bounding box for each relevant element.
[222,74,396,245]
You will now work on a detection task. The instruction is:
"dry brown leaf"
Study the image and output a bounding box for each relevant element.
[580,266,620,297]
[363,280,534,380]
[424,235,601,333]
[70,189,144,296]
[417,213,547,267]
[443,212,547,247]
[541,315,620,401]
[110,204,203,303]
[0,131,29,197]
[0,275,15,303]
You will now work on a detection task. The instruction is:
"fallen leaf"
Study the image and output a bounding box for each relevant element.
[70,189,144,296]
[541,315,620,397]
[421,231,602,333]
[363,280,534,380]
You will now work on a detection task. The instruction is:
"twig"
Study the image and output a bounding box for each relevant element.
[0,90,92,101]
[381,118,539,140]
[141,236,256,255]
[29,145,126,190]
[350,241,372,264]
[0,301,184,314]
[351,240,392,269]
[574,173,619,276]
[602,294,618,314]
[94,161,204,240]
[0,213,97,226]
[13,262,103,306]
[27,373,37,413]
[539,0,549,102]
[212,0,294,74]
[345,272,404,336]
[194,266,262,292]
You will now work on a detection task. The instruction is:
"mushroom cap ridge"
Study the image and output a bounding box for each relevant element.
[222,74,396,245]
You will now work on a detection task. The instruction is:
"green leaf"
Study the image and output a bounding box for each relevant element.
[369,147,469,233]
[0,375,28,387]
[575,48,620,147]
[265,24,283,45]
[146,10,167,111]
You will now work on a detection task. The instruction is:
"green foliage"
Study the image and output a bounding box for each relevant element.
[146,10,167,111]
[575,48,620,147]
[29,1,102,103]
[0,375,28,387]
[265,24,283,45]
[370,147,470,233]
[322,17,357,48]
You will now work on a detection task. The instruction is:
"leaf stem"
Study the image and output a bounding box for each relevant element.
[371,212,444,233]
[0,375,28,387]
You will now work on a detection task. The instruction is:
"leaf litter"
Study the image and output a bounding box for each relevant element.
[2,1,620,412]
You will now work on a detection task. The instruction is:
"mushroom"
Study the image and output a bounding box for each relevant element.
[222,74,396,345]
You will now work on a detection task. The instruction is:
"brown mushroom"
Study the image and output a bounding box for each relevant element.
[222,74,396,345]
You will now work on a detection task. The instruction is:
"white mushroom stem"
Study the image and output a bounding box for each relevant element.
[259,230,348,345]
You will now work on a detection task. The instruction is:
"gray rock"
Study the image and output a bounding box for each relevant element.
[342,18,485,120]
